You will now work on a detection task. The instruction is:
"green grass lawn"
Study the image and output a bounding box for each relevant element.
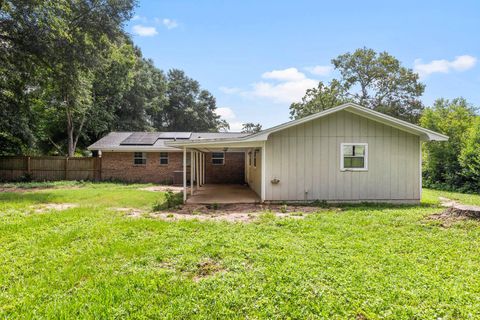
[1,183,480,319]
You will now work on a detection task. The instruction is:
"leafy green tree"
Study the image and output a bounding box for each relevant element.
[0,46,42,155]
[118,54,166,131]
[289,80,348,119]
[332,47,425,123]
[84,40,138,142]
[290,48,425,122]
[156,69,228,132]
[420,98,476,190]
[241,123,262,134]
[1,0,136,156]
[459,117,480,191]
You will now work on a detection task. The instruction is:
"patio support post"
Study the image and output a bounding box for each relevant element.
[196,152,200,189]
[201,153,204,185]
[261,142,266,202]
[183,147,187,203]
[191,150,194,195]
[202,153,205,185]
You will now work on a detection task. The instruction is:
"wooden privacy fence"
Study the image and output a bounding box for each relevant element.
[0,156,101,181]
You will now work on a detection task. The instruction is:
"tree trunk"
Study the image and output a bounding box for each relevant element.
[67,110,75,157]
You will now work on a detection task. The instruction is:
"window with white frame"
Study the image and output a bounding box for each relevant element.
[133,152,147,165]
[159,152,169,165]
[211,152,225,165]
[341,143,368,171]
[253,150,257,167]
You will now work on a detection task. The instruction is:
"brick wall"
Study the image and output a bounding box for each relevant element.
[101,152,183,184]
[101,151,245,184]
[205,152,245,184]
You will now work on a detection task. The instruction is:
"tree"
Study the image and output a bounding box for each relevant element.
[1,0,136,156]
[459,117,480,191]
[289,80,347,119]
[331,47,425,123]
[420,98,476,190]
[241,123,262,134]
[155,69,228,132]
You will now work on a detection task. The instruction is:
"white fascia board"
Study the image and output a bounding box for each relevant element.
[166,140,264,148]
[250,102,448,142]
[345,106,449,141]
[90,147,181,152]
[164,102,448,146]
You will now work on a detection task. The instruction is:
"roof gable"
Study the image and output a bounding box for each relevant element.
[166,103,448,147]
[244,103,448,142]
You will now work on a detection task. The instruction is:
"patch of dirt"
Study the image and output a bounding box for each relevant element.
[193,258,225,282]
[428,197,480,227]
[113,207,146,218]
[33,203,78,213]
[151,203,334,223]
[140,185,184,192]
[428,209,469,227]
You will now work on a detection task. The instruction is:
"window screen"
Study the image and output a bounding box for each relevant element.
[160,152,168,165]
[212,152,224,165]
[134,152,146,165]
[341,144,367,170]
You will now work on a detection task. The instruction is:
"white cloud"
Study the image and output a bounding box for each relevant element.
[216,107,236,120]
[132,25,158,37]
[215,107,244,132]
[262,67,306,82]
[414,55,477,77]
[305,65,333,76]
[162,18,178,29]
[228,122,244,132]
[219,67,320,104]
[132,15,147,22]
[219,86,241,94]
[251,78,318,104]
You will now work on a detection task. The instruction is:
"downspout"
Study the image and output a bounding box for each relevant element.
[261,141,266,202]
[183,146,187,203]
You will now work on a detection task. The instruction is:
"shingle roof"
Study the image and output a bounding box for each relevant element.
[88,132,251,151]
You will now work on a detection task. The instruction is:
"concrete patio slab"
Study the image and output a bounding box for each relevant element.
[187,184,260,204]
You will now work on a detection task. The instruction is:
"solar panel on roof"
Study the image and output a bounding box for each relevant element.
[158,132,191,139]
[120,133,161,145]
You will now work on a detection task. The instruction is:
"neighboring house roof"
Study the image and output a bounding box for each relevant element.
[166,103,448,148]
[87,131,250,151]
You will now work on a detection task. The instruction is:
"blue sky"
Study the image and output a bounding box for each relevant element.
[126,0,480,131]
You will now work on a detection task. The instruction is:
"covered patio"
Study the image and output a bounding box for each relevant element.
[186,184,260,204]
[166,138,266,204]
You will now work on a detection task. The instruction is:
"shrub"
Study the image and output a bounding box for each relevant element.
[420,98,478,191]
[152,189,183,211]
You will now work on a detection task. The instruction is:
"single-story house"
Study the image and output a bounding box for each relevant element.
[88,103,448,204]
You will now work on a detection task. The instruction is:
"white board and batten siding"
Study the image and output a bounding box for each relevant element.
[246,148,262,196]
[264,110,421,202]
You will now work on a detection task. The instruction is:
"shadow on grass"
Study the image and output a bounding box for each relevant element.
[0,191,60,205]
[334,202,437,210]
[279,201,439,212]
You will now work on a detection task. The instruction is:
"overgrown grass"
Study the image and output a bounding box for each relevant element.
[422,188,480,206]
[1,184,480,318]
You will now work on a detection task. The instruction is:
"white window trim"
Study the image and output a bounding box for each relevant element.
[211,152,225,165]
[133,152,147,166]
[340,143,368,171]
